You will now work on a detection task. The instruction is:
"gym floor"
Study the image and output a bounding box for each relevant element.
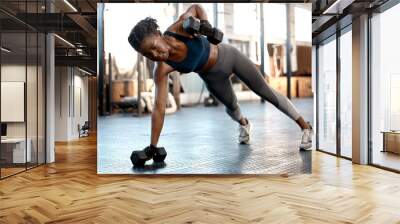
[98,98,313,174]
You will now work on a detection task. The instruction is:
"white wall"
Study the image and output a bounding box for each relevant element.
[1,65,34,137]
[1,76,24,124]
[1,65,26,142]
[55,66,68,141]
[55,67,89,141]
[1,64,26,81]
[72,73,89,138]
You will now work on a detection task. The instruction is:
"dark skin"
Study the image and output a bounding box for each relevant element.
[137,4,310,146]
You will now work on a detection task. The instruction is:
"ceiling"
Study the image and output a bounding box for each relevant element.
[0,0,98,73]
[311,0,389,43]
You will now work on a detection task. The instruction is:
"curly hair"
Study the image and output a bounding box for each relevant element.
[128,17,161,51]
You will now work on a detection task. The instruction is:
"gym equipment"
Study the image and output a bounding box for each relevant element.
[130,145,167,166]
[182,16,223,45]
[130,146,156,166]
[153,147,167,163]
[182,16,200,35]
[199,20,224,45]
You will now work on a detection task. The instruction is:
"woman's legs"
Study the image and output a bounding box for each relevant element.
[198,43,312,148]
[199,69,251,144]
[201,75,244,123]
[224,46,313,149]
[229,46,310,130]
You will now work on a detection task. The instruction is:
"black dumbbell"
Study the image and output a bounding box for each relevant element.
[198,19,223,44]
[206,28,223,45]
[198,20,223,45]
[183,17,223,45]
[153,146,167,163]
[182,16,200,35]
[130,146,156,167]
[199,19,213,35]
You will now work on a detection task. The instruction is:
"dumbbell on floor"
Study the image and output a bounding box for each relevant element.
[130,145,167,167]
[130,146,155,167]
[153,147,167,163]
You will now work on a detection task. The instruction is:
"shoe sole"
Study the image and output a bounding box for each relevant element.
[239,136,250,145]
[299,144,312,151]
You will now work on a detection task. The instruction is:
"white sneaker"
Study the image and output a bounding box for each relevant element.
[299,125,313,150]
[239,119,251,144]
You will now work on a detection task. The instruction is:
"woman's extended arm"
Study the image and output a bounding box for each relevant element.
[150,62,174,146]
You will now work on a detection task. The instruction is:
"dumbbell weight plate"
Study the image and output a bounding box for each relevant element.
[130,150,147,166]
[207,29,223,45]
[153,147,167,162]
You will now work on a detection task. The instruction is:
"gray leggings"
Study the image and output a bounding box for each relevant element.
[198,43,300,122]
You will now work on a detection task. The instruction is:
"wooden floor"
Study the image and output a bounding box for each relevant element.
[1,135,400,224]
[1,167,26,178]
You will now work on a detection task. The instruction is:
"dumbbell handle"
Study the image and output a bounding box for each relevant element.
[183,17,213,34]
[182,16,200,35]
[199,19,212,34]
[183,16,223,44]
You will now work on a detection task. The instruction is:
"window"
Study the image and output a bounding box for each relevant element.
[339,28,352,158]
[0,1,46,179]
[317,36,337,154]
[370,3,400,171]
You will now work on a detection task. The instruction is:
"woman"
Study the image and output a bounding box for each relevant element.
[128,4,313,152]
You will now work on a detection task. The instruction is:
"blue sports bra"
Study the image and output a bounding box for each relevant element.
[164,31,210,73]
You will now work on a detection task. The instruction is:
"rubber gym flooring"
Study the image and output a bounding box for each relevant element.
[98,98,313,175]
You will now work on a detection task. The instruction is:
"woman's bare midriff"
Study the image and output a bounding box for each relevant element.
[199,44,218,73]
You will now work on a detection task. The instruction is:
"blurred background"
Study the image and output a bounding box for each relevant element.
[98,3,312,116]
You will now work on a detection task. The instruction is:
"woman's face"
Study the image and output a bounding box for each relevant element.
[140,34,169,61]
